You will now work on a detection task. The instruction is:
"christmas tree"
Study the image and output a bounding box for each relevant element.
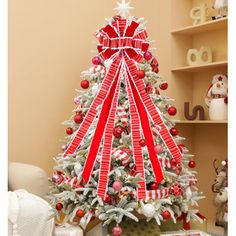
[49,1,205,235]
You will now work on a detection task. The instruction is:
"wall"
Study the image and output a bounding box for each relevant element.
[9,0,173,174]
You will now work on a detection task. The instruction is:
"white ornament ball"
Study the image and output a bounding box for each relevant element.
[142,204,156,218]
[96,155,102,163]
[74,163,83,176]
[74,96,80,105]
[222,160,227,166]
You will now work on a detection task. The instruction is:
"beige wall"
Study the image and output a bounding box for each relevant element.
[9,0,173,174]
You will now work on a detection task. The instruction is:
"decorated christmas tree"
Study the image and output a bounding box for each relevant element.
[49,1,205,235]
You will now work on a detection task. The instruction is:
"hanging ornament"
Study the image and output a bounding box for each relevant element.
[146,83,153,94]
[159,82,168,90]
[178,144,188,154]
[142,204,156,218]
[74,96,80,105]
[76,209,85,218]
[74,163,83,176]
[162,210,171,219]
[170,158,177,167]
[92,56,101,65]
[136,70,145,79]
[112,225,123,236]
[81,79,90,89]
[167,106,177,116]
[75,183,83,194]
[149,182,159,190]
[188,160,196,168]
[52,173,64,184]
[74,113,83,124]
[175,164,182,175]
[129,164,137,176]
[112,180,123,191]
[155,87,160,95]
[144,51,153,61]
[154,144,164,154]
[103,194,112,204]
[170,127,179,136]
[56,203,63,211]
[139,139,146,147]
[170,183,183,196]
[113,126,124,138]
[66,127,73,135]
[61,144,67,151]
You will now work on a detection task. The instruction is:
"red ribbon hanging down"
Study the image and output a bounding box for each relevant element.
[96,68,122,198]
[64,17,182,200]
[124,73,146,200]
[125,58,183,164]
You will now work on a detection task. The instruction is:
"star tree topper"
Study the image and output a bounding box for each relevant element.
[114,0,134,18]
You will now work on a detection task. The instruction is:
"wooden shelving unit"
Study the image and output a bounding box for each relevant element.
[171,17,227,35]
[171,1,227,235]
[172,60,227,72]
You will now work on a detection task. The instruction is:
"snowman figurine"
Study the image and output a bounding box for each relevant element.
[205,74,228,121]
[212,0,228,19]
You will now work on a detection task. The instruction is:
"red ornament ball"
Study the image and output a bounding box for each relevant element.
[104,195,111,204]
[81,79,90,89]
[167,106,177,116]
[162,210,171,219]
[76,209,85,218]
[92,56,101,65]
[112,180,123,191]
[170,183,183,196]
[56,203,63,211]
[149,182,159,190]
[52,173,64,184]
[66,127,73,135]
[170,127,179,136]
[159,82,168,90]
[154,144,164,154]
[74,114,83,124]
[170,158,177,167]
[112,225,123,236]
[139,139,146,147]
[113,126,124,138]
[224,97,228,104]
[144,51,153,61]
[136,70,145,79]
[188,160,196,168]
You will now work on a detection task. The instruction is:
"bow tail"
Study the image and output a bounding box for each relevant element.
[64,57,122,157]
[125,63,164,184]
[97,69,122,199]
[82,60,122,183]
[124,72,146,200]
[126,59,182,164]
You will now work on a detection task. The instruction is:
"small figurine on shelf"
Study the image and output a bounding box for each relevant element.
[212,0,228,19]
[205,74,228,121]
[212,160,228,236]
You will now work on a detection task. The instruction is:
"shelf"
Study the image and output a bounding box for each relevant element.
[171,60,227,72]
[171,17,228,35]
[174,120,228,124]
